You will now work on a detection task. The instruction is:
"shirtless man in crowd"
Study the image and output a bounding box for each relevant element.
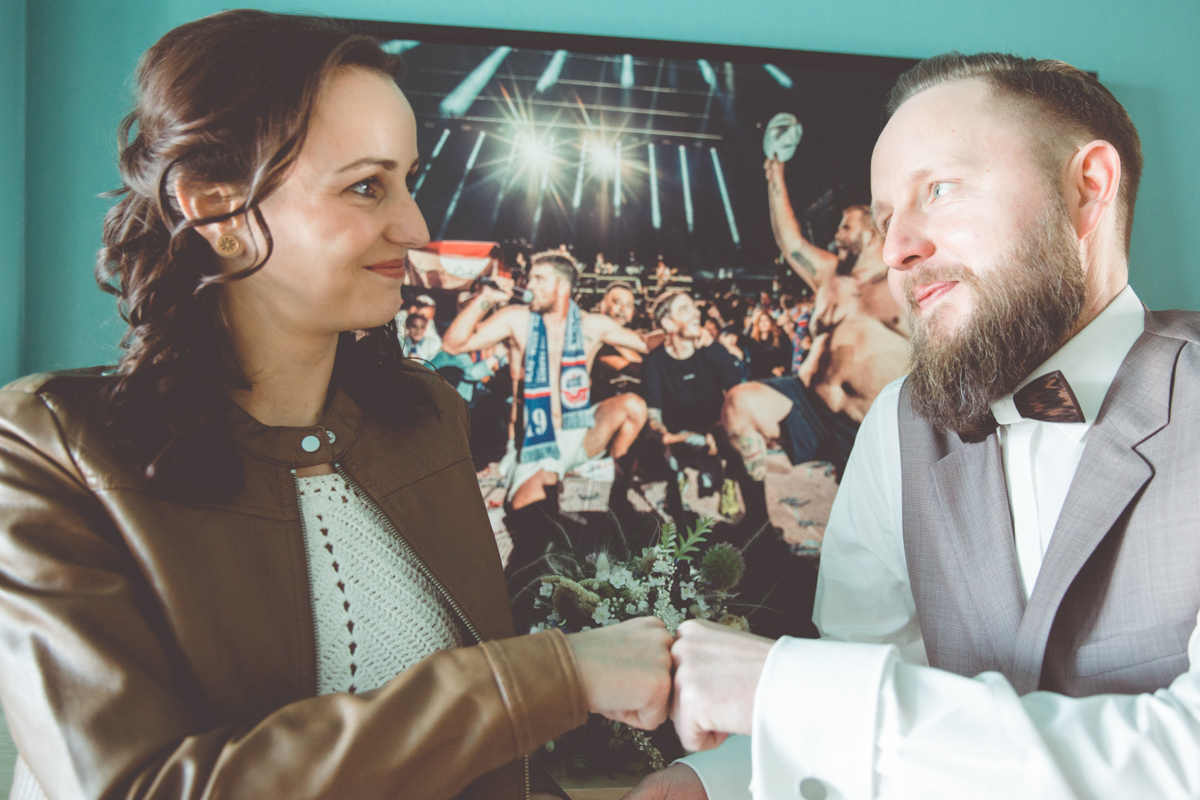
[722,158,911,524]
[442,252,649,570]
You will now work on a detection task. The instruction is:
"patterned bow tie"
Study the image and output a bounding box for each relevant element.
[957,370,1086,444]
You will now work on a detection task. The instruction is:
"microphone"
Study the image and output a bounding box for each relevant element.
[479,277,533,304]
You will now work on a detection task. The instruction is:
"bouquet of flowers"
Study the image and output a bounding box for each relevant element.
[530,517,749,778]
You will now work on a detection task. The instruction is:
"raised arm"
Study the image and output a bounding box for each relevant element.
[764,158,838,292]
[595,315,650,354]
[442,285,521,356]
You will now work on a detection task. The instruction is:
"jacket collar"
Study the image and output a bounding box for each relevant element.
[226,389,363,468]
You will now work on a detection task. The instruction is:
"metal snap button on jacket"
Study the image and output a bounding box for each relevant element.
[301,435,321,453]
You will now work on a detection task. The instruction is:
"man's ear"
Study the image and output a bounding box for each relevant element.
[173,176,248,257]
[1066,139,1121,241]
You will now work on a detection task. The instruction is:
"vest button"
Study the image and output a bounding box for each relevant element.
[300,435,321,453]
[326,430,337,444]
[799,778,827,800]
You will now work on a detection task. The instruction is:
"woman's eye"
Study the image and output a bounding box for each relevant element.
[349,177,382,198]
[931,181,954,200]
[405,170,419,193]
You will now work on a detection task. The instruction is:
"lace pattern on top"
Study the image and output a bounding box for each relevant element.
[296,473,462,695]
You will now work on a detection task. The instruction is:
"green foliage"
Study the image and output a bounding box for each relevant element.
[658,517,714,563]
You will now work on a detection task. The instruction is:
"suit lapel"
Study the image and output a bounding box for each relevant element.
[930,434,1027,671]
[1011,328,1181,693]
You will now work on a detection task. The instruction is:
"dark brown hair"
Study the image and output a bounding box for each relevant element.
[885,52,1143,252]
[96,10,434,502]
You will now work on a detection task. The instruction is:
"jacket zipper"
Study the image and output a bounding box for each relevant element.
[331,464,533,800]
[333,463,482,643]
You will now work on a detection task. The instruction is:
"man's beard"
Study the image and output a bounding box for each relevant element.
[906,199,1087,433]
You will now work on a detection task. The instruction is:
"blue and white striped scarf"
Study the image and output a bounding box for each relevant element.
[520,301,594,463]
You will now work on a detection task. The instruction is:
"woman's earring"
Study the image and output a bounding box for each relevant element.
[216,234,242,258]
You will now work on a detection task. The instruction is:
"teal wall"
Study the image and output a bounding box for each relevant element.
[1,0,25,386]
[7,0,1200,383]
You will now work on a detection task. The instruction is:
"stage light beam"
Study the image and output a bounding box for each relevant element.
[490,138,520,227]
[697,59,717,88]
[439,46,512,118]
[621,55,635,89]
[679,145,694,234]
[437,131,486,240]
[536,50,568,93]
[710,148,740,248]
[764,64,794,89]
[518,134,554,169]
[531,134,556,244]
[649,143,661,230]
[614,140,623,218]
[411,127,451,198]
[380,40,421,55]
[591,141,617,173]
[572,137,588,210]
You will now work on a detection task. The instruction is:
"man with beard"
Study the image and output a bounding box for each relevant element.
[629,53,1200,800]
[442,252,649,573]
[720,162,910,528]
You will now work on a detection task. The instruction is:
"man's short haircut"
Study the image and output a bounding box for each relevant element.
[529,250,580,292]
[885,52,1143,253]
[653,290,687,328]
[604,281,636,298]
[842,204,871,222]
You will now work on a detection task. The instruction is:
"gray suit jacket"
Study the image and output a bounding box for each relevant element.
[899,309,1200,697]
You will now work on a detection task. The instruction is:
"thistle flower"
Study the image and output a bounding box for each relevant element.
[699,542,745,591]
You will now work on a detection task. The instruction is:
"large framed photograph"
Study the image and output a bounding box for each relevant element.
[334,16,915,791]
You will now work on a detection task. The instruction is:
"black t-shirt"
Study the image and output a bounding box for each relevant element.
[590,343,644,403]
[643,342,744,433]
[748,337,794,379]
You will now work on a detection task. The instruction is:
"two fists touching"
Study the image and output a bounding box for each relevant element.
[566,617,775,749]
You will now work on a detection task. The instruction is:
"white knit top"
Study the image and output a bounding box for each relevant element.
[296,473,462,696]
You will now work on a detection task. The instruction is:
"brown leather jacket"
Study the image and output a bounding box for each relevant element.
[0,366,587,800]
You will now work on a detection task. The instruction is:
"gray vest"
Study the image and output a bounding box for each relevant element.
[899,310,1200,697]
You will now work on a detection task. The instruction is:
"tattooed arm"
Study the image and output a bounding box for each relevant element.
[734,431,769,482]
[764,158,838,293]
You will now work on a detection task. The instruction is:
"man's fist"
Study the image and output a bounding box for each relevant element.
[670,619,773,751]
[478,274,515,305]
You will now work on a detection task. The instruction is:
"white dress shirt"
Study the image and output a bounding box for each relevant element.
[682,286,1200,799]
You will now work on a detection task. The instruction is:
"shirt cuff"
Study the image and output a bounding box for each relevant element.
[676,734,752,800]
[750,638,897,800]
